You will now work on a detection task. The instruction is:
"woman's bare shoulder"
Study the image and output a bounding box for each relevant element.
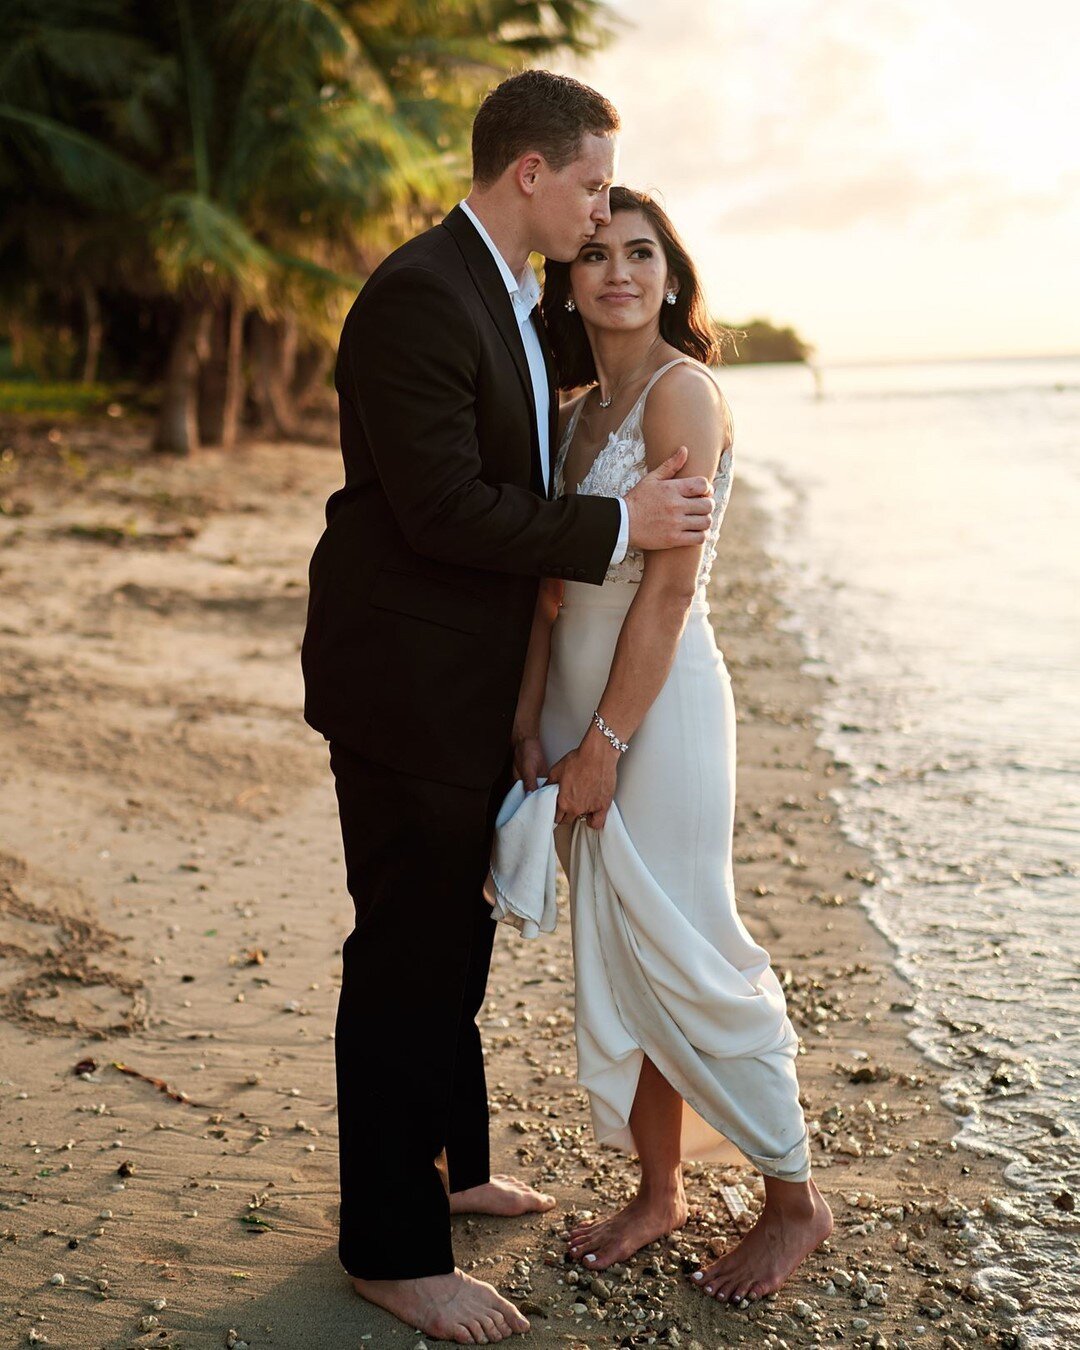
[643,359,733,455]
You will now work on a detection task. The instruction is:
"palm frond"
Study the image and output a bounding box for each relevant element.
[0,105,154,208]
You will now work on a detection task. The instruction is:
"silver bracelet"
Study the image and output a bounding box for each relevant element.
[592,710,629,754]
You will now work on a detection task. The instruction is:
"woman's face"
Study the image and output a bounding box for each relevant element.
[567,209,674,334]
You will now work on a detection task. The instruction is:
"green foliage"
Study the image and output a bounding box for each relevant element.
[719,318,813,365]
[0,379,115,415]
[0,0,617,367]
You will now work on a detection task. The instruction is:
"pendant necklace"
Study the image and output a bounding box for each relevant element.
[596,334,665,409]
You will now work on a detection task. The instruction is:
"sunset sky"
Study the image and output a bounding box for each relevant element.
[559,0,1079,363]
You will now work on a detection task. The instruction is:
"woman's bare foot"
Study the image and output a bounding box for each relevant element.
[691,1176,833,1304]
[450,1173,556,1217]
[565,1187,689,1271]
[350,1269,529,1344]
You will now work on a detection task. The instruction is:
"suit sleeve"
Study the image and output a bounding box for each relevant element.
[339,264,621,582]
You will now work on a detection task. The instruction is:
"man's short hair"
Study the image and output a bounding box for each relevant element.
[471,69,620,186]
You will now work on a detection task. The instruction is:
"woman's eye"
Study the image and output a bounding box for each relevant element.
[581,250,605,262]
[631,248,654,259]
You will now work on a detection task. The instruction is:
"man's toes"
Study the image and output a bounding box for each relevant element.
[488,1311,512,1341]
[478,1314,502,1343]
[466,1319,488,1344]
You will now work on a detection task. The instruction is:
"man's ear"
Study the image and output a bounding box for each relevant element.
[515,152,544,196]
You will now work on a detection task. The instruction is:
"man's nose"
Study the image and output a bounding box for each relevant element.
[592,188,612,227]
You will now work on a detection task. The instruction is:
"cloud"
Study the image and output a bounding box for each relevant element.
[571,0,1080,237]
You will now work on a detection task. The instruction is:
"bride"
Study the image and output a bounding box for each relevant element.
[508,187,833,1303]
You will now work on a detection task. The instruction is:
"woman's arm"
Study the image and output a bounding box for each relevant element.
[512,577,564,790]
[548,364,732,828]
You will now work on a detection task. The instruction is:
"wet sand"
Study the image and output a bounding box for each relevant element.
[0,423,1025,1347]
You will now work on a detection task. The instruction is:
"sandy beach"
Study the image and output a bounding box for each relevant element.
[0,421,1028,1349]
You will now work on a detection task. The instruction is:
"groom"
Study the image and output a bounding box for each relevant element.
[301,69,714,1342]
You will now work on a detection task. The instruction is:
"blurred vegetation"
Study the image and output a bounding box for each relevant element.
[0,0,617,452]
[719,318,813,365]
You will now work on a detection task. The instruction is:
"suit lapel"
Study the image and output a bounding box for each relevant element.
[531,308,560,501]
[441,206,545,494]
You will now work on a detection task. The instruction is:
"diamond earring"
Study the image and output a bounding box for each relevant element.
[565,297,576,313]
[665,289,677,305]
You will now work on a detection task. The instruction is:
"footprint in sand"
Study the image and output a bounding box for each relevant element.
[0,853,147,1038]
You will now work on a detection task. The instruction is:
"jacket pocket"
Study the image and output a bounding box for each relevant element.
[368,567,486,635]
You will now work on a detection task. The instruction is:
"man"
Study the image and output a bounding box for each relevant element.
[301,69,715,1344]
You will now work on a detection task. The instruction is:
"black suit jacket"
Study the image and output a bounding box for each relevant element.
[301,205,621,789]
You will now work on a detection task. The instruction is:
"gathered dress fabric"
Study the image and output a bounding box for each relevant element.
[536,358,812,1180]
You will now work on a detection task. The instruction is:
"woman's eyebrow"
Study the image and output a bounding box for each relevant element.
[580,238,657,252]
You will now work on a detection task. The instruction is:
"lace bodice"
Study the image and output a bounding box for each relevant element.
[554,357,734,587]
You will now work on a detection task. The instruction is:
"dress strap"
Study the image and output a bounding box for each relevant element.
[638,356,694,404]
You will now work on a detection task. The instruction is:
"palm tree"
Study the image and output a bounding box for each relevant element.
[0,0,617,451]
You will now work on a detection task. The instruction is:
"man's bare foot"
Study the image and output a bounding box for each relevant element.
[565,1188,689,1271]
[691,1177,833,1304]
[450,1173,556,1217]
[350,1269,529,1344]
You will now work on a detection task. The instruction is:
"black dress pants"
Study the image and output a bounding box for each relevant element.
[328,740,512,1279]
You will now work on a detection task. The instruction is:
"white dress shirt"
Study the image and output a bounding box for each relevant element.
[458,200,629,566]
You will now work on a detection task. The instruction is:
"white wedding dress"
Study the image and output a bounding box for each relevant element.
[538,357,811,1180]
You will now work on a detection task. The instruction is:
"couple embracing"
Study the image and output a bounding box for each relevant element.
[301,69,832,1344]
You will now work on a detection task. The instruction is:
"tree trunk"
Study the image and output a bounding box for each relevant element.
[80,286,103,385]
[154,299,208,454]
[290,341,332,412]
[220,299,246,450]
[196,298,247,448]
[250,315,298,438]
[197,305,228,445]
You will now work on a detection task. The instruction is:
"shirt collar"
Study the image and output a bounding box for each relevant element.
[458,199,540,320]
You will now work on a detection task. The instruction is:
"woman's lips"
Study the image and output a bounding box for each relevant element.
[599,293,639,303]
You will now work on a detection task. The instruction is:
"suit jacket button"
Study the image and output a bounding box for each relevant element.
[574,568,586,581]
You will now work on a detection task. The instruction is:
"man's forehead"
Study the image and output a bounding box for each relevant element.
[577,132,617,178]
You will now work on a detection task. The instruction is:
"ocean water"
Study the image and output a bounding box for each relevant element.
[720,356,1080,1343]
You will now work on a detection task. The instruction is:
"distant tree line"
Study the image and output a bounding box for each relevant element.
[718,319,813,365]
[0,0,616,451]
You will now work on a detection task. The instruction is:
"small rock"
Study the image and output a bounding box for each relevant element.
[866,1283,887,1306]
[49,1273,64,1286]
[792,1299,813,1320]
[138,1315,159,1331]
[852,1317,870,1331]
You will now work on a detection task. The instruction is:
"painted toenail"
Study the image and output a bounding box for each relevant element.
[584,1253,596,1262]
[704,1284,714,1294]
[692,1271,703,1280]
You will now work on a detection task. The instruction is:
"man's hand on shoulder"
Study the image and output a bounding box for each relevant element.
[624,446,714,551]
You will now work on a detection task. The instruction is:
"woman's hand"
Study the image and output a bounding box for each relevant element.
[513,734,548,793]
[547,728,619,830]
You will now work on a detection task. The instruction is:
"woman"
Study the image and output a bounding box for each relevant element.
[510,187,833,1303]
